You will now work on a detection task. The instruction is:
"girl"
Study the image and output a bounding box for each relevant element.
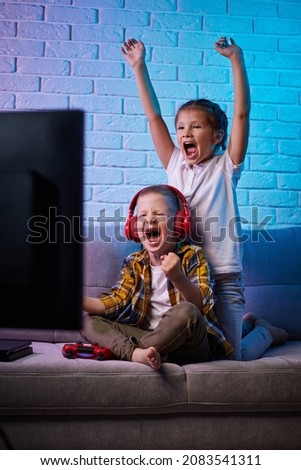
[121,37,288,360]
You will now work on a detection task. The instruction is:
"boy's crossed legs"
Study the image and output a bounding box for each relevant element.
[82,302,213,370]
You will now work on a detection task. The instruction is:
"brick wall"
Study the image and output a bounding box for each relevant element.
[0,0,300,228]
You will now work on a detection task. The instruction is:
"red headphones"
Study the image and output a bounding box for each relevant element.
[124,185,192,243]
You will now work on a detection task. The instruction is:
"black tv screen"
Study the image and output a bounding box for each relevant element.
[0,110,83,330]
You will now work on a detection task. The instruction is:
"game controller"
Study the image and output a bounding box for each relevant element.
[62,342,113,360]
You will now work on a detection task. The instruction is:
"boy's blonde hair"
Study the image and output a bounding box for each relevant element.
[137,185,180,215]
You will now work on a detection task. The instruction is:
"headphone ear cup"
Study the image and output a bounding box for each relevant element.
[125,215,140,242]
[174,209,191,239]
[173,209,185,239]
[165,185,191,239]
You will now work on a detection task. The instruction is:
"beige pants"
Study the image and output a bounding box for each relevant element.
[81,302,213,364]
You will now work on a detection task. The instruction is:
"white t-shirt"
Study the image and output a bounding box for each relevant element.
[166,147,244,275]
[142,265,171,330]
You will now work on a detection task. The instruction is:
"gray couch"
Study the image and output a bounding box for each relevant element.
[0,225,301,450]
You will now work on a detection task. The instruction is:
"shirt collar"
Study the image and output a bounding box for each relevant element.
[180,160,205,173]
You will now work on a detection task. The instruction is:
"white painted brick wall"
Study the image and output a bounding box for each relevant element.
[0,0,300,228]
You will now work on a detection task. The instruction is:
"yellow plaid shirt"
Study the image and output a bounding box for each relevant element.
[100,243,233,358]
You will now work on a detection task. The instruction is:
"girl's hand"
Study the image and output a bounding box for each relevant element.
[214,37,242,60]
[121,38,146,68]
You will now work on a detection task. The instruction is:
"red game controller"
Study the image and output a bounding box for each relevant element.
[62,342,113,360]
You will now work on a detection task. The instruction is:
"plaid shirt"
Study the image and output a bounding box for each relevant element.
[100,243,233,358]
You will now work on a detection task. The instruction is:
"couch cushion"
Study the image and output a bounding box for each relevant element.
[242,227,301,338]
[183,341,301,413]
[0,342,187,416]
[242,227,301,286]
[83,222,137,289]
[1,341,301,417]
[244,285,301,339]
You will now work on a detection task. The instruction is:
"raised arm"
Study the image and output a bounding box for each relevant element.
[215,37,250,165]
[121,39,174,169]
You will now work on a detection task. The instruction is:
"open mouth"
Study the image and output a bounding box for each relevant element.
[145,228,160,243]
[183,142,197,157]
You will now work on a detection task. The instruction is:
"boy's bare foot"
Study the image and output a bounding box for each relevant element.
[131,347,161,370]
[255,319,289,346]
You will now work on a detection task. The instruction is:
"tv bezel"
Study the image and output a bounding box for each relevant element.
[0,110,84,330]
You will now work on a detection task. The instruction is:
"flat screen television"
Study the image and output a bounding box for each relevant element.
[0,110,83,330]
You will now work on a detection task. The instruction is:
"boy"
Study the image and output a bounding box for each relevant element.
[82,185,232,370]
